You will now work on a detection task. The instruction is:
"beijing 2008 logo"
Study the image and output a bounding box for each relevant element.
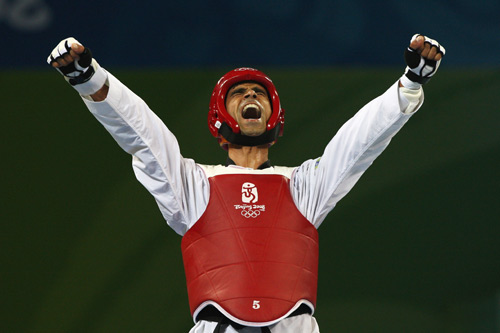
[234,182,266,219]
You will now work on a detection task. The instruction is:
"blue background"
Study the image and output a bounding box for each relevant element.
[2,0,499,68]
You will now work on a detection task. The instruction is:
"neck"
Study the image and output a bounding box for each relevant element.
[227,144,269,169]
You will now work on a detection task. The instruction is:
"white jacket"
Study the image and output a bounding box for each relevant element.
[81,69,423,332]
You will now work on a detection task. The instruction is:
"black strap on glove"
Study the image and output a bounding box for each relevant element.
[404,47,436,84]
[47,38,95,85]
[60,47,95,85]
[403,34,445,85]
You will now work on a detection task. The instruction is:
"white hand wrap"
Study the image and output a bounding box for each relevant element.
[403,34,446,87]
[47,37,107,96]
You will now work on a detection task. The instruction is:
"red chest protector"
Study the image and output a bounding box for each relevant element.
[181,174,319,326]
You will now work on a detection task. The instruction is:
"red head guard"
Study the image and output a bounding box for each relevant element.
[208,68,285,148]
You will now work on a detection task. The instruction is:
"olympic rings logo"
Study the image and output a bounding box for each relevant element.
[241,209,261,218]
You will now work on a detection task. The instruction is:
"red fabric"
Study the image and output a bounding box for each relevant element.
[181,174,319,324]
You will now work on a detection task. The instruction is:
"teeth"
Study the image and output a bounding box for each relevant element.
[243,104,259,111]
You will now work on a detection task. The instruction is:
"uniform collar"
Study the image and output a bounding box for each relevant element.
[225,157,272,170]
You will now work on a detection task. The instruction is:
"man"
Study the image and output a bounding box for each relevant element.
[48,34,445,333]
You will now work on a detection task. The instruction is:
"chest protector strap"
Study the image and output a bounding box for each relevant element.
[181,174,319,326]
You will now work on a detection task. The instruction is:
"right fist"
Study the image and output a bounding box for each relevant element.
[403,34,445,85]
[47,37,95,85]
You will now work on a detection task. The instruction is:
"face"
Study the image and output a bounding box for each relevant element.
[225,82,272,137]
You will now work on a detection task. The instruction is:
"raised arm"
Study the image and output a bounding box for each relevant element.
[291,34,445,228]
[47,37,209,235]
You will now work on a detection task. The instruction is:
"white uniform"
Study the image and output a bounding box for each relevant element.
[81,70,423,332]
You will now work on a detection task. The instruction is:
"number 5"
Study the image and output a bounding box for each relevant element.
[252,300,260,309]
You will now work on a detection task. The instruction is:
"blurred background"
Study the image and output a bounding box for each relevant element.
[2,0,499,332]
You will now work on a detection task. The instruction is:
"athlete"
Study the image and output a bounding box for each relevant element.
[48,34,445,333]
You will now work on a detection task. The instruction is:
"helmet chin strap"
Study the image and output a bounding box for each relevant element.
[218,122,282,147]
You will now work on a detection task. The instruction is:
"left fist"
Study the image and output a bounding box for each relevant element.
[404,34,446,85]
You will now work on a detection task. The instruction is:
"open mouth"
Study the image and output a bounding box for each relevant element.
[241,104,261,119]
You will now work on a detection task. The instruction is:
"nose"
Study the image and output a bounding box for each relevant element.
[244,89,257,99]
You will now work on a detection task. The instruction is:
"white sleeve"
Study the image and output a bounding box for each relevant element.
[291,81,423,228]
[82,70,209,236]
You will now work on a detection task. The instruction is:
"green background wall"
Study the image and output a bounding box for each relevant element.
[2,68,499,332]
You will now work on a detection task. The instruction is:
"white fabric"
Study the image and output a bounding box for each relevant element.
[82,69,424,332]
[399,86,423,113]
[189,314,319,333]
[65,59,108,96]
[72,59,107,96]
[399,74,422,90]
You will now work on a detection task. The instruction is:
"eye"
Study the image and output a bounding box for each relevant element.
[230,88,245,96]
[254,88,267,96]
